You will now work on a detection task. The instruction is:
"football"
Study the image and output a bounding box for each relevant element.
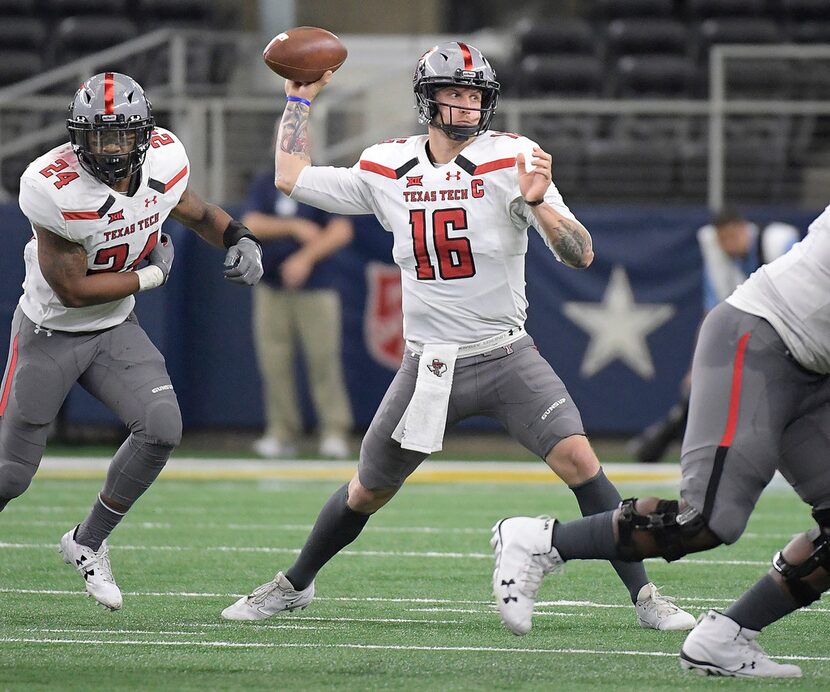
[263,26,347,83]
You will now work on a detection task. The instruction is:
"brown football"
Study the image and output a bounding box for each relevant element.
[263,26,347,83]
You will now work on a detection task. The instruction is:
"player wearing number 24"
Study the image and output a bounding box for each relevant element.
[223,42,694,633]
[0,72,263,610]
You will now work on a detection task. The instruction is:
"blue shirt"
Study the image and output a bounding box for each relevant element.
[243,172,342,289]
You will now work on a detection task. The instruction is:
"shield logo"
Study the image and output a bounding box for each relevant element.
[364,262,404,370]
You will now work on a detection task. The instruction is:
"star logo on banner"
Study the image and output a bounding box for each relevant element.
[562,265,675,379]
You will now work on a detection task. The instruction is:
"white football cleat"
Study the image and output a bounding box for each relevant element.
[59,526,122,611]
[635,583,696,631]
[252,436,298,459]
[318,435,350,459]
[490,516,563,635]
[222,571,314,621]
[680,610,802,678]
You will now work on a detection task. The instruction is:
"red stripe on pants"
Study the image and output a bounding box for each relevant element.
[0,334,19,416]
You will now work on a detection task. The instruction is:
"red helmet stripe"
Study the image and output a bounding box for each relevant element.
[457,42,473,70]
[104,72,114,114]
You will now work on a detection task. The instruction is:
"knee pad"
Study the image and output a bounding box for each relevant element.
[137,396,182,448]
[0,460,36,501]
[617,498,713,562]
[772,509,830,607]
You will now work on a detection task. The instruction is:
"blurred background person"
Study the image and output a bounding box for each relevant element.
[629,208,799,463]
[242,166,354,459]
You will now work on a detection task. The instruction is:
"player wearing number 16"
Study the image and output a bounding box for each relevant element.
[0,72,263,610]
[223,42,694,634]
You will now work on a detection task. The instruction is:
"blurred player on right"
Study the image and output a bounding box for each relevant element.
[494,203,830,677]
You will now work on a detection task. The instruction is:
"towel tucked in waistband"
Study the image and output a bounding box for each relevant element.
[391,343,458,454]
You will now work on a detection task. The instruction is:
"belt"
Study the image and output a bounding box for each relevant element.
[407,326,525,359]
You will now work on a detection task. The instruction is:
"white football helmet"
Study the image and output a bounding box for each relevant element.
[66,72,155,185]
[413,41,500,140]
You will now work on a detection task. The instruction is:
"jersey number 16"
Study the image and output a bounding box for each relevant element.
[409,208,476,281]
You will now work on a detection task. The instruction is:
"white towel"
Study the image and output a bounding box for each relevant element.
[392,343,459,454]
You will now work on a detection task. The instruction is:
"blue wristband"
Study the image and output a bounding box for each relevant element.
[286,95,311,107]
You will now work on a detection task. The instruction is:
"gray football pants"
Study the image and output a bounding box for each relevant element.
[0,308,182,506]
[681,302,830,543]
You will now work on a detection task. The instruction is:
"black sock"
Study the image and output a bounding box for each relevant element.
[0,498,8,512]
[570,469,648,602]
[285,483,371,590]
[724,574,801,631]
[75,495,125,551]
[553,511,619,561]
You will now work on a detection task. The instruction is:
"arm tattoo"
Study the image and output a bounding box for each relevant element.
[278,101,311,161]
[552,218,591,268]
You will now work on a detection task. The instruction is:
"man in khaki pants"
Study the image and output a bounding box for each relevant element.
[242,171,353,458]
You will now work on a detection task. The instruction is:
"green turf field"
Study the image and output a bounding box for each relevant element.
[0,465,826,690]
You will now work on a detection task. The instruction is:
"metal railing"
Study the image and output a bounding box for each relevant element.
[1,34,829,208]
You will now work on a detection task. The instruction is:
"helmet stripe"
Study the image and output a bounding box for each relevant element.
[457,42,473,70]
[104,72,114,114]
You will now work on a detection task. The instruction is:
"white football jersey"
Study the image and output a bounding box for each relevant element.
[292,132,577,345]
[727,204,830,374]
[17,127,190,332]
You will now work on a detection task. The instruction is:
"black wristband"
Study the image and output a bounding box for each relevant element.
[223,219,261,249]
[524,198,544,207]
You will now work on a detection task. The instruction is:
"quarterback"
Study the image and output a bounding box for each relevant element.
[222,42,693,633]
[0,72,263,609]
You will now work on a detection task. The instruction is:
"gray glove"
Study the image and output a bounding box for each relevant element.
[148,233,174,284]
[223,237,263,285]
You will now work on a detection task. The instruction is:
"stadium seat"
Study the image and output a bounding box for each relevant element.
[546,138,584,196]
[514,18,597,59]
[0,18,47,51]
[611,55,698,97]
[682,117,790,202]
[781,0,828,20]
[584,139,676,200]
[136,0,214,24]
[612,115,697,144]
[695,18,781,63]
[0,0,36,14]
[54,16,139,58]
[722,58,791,98]
[46,0,128,15]
[518,55,604,97]
[605,19,690,62]
[0,51,43,86]
[789,21,830,43]
[592,0,674,19]
[686,0,767,17]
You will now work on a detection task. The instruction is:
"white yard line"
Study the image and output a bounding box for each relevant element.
[0,637,826,662]
[1,518,804,541]
[0,541,773,565]
[0,587,824,611]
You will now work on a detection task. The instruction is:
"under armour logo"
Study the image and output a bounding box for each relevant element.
[445,171,462,181]
[406,175,423,187]
[501,578,518,603]
[427,359,447,377]
[76,556,94,580]
[144,196,158,207]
